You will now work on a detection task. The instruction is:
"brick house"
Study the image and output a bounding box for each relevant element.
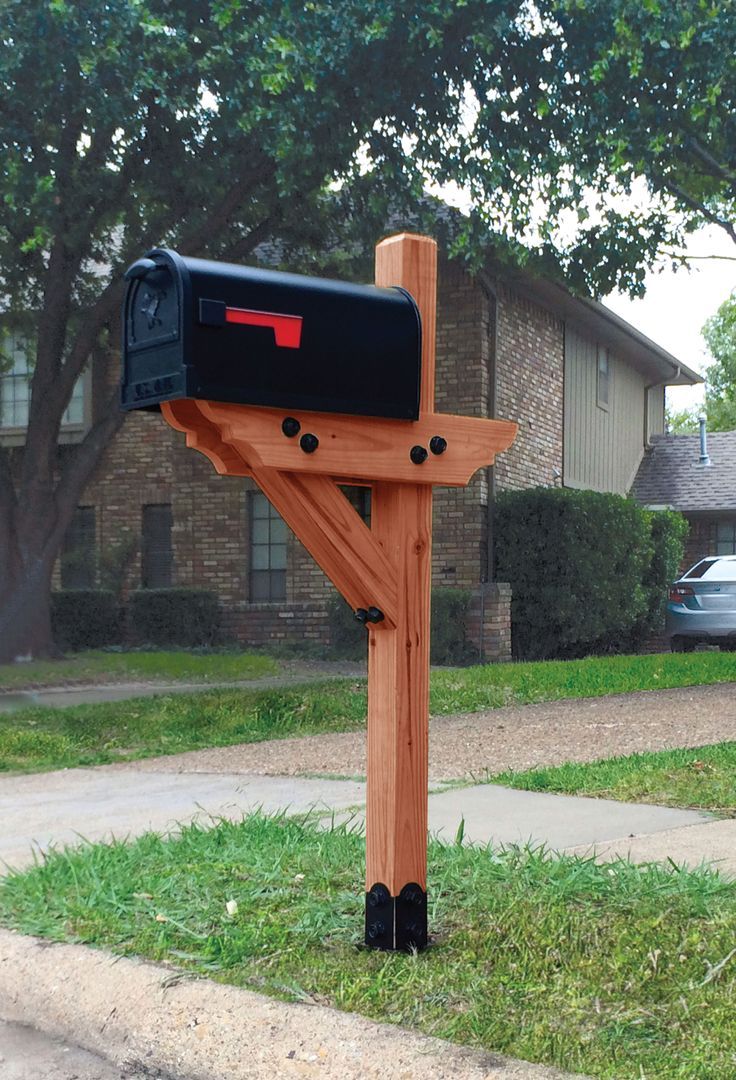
[0,250,701,659]
[631,425,736,571]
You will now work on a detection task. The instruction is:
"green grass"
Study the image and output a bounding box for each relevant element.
[429,650,736,714]
[0,681,368,773]
[0,648,279,690]
[2,815,735,1079]
[492,743,736,817]
[2,650,736,775]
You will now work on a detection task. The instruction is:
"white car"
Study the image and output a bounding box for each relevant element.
[666,555,736,652]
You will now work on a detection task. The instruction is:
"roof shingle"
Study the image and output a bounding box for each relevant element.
[631,432,736,512]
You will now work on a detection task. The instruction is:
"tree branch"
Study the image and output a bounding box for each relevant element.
[683,135,736,186]
[661,178,736,245]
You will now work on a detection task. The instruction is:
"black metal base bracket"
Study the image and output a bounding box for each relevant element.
[365,882,428,951]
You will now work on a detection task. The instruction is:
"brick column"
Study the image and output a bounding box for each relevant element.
[466,582,512,662]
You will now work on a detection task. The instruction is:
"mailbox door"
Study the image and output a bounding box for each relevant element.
[121,251,193,409]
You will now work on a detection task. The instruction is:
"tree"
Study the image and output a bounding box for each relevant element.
[2,0,735,661]
[0,0,518,661]
[457,0,736,294]
[702,290,736,430]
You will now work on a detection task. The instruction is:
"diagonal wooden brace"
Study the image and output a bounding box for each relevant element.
[162,399,399,626]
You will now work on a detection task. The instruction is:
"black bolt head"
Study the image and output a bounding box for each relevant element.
[282,416,301,438]
[366,607,385,624]
[299,432,319,454]
[429,435,447,455]
[354,608,369,624]
[367,920,385,940]
[410,445,428,465]
[368,884,390,907]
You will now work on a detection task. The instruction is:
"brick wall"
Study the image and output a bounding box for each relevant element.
[466,582,512,662]
[56,258,566,655]
[491,282,565,493]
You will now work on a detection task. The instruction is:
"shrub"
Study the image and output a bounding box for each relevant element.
[327,588,473,665]
[628,509,689,648]
[128,589,220,647]
[327,595,366,660]
[51,590,121,652]
[494,488,655,660]
[430,588,473,665]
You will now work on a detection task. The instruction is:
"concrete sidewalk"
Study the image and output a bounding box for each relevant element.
[0,765,715,872]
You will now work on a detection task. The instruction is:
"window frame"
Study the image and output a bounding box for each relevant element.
[596,344,610,411]
[709,519,736,557]
[0,323,92,446]
[248,490,288,603]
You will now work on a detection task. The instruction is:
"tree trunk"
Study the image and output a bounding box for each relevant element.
[0,539,57,663]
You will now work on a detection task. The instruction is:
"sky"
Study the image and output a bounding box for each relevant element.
[603,226,736,414]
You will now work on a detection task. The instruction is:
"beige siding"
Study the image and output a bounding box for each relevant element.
[564,325,647,494]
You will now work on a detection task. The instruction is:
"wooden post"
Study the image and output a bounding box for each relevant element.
[365,235,436,949]
[158,233,517,951]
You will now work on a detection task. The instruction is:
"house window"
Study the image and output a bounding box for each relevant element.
[709,520,736,556]
[340,484,371,526]
[249,491,287,601]
[0,330,31,428]
[0,326,88,434]
[141,504,173,588]
[60,507,96,589]
[597,345,610,410]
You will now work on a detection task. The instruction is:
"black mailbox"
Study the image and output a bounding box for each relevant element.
[121,249,422,420]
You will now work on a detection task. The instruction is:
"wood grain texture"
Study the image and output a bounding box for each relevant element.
[192,400,516,487]
[375,233,437,409]
[161,403,399,625]
[161,400,252,477]
[244,465,399,628]
[364,235,438,895]
[366,480,431,892]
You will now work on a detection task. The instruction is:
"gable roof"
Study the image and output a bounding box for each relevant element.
[630,431,736,512]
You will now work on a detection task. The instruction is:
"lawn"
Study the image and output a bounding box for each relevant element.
[1,650,735,774]
[0,648,279,690]
[492,742,736,817]
[1,814,734,1080]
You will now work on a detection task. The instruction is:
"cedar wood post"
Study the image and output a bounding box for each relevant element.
[365,235,436,949]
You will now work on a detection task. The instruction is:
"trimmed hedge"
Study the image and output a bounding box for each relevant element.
[494,488,687,660]
[51,590,121,652]
[430,588,473,665]
[128,589,220,647]
[327,588,473,665]
[629,509,689,649]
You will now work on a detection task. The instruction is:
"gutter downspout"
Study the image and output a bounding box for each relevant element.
[644,365,678,447]
[478,272,499,664]
[478,272,498,587]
